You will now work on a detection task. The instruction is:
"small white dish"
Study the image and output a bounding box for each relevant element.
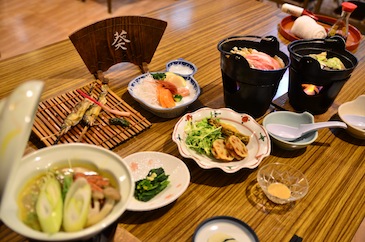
[172,107,271,173]
[338,95,365,139]
[124,151,190,211]
[192,216,259,242]
[166,58,197,77]
[128,72,200,118]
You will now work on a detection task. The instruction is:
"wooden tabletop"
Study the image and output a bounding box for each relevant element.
[1,0,364,241]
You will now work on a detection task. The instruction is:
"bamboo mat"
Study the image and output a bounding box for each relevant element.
[32,81,151,148]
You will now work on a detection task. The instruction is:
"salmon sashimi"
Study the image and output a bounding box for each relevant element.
[157,84,176,108]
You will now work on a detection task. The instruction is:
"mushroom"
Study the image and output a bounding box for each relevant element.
[86,187,121,227]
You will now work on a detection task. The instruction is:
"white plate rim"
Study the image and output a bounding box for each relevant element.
[192,216,259,242]
[124,151,190,211]
[172,107,271,173]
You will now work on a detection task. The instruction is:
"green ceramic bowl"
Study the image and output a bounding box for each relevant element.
[263,111,318,150]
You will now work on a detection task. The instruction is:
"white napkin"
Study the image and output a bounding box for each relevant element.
[291,15,327,39]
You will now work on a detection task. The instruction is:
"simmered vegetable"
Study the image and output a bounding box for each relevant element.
[134,168,169,202]
[61,174,73,201]
[36,176,63,234]
[19,166,122,234]
[309,52,345,70]
[63,177,91,232]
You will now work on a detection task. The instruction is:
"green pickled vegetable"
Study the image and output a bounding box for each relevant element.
[151,72,166,80]
[63,177,91,232]
[184,117,223,156]
[173,94,183,102]
[36,176,63,234]
[134,168,169,202]
[109,117,130,127]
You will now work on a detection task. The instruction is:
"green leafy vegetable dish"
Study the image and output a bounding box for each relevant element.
[184,117,223,156]
[134,167,170,202]
[184,116,250,162]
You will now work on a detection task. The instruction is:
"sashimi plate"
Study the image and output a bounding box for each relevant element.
[172,108,271,173]
[124,151,190,211]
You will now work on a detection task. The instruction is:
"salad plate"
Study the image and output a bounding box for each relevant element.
[172,108,271,173]
[192,216,259,242]
[124,151,190,211]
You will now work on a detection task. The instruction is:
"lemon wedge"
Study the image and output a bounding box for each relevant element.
[164,72,186,88]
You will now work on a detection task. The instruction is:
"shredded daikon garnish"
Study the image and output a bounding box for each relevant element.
[133,74,159,106]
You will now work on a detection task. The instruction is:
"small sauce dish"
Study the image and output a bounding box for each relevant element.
[166,58,197,77]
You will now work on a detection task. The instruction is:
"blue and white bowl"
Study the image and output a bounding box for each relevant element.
[166,59,197,77]
[128,72,200,118]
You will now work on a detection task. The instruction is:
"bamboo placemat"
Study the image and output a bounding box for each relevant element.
[32,81,151,148]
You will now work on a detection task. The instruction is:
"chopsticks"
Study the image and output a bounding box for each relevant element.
[290,234,303,242]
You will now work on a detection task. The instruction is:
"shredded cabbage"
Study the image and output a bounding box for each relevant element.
[184,118,223,156]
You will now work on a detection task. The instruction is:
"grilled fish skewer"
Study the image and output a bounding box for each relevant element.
[78,84,109,142]
[54,85,95,145]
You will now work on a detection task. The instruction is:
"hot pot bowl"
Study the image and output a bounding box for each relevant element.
[287,36,358,114]
[263,111,318,150]
[217,35,290,118]
[0,143,134,241]
[338,95,365,139]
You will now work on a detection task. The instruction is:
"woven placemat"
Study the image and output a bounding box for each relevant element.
[32,81,151,148]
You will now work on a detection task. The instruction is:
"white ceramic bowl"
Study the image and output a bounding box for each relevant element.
[166,59,197,77]
[0,143,134,241]
[128,73,200,118]
[263,111,318,150]
[338,95,365,139]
